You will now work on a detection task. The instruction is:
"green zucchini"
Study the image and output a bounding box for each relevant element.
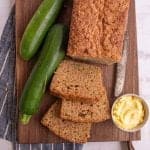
[20,0,64,60]
[20,24,68,124]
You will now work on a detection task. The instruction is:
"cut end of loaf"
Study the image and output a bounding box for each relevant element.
[67,55,120,65]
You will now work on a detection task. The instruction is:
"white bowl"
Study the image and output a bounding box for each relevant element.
[111,94,149,132]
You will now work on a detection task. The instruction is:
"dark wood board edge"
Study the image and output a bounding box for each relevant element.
[128,0,140,141]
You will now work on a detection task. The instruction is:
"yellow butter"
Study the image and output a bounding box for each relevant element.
[112,95,145,130]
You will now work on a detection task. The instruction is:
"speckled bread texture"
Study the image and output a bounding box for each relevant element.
[50,60,105,103]
[61,89,110,123]
[67,0,130,64]
[41,101,91,143]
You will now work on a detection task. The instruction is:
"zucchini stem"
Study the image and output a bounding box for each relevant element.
[20,114,32,125]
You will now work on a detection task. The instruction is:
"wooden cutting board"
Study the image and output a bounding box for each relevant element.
[16,0,140,143]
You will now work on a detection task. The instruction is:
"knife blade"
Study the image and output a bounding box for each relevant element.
[114,31,129,97]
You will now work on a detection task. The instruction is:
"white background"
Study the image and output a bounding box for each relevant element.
[0,0,150,149]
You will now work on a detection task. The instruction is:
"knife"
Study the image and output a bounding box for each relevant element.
[114,31,129,97]
[114,32,135,150]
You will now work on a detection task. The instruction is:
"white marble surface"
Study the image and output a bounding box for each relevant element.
[0,0,150,149]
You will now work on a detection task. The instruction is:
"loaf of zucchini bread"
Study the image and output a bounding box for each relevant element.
[67,0,130,64]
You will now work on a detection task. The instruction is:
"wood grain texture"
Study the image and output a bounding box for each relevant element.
[16,0,140,143]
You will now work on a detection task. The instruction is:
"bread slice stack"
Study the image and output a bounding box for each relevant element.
[41,60,110,143]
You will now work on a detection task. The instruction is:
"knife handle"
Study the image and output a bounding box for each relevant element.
[127,141,135,150]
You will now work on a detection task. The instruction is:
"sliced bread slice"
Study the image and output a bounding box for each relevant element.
[61,89,110,123]
[50,60,104,103]
[41,101,91,143]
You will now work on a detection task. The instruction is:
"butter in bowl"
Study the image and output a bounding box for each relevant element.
[111,94,149,132]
